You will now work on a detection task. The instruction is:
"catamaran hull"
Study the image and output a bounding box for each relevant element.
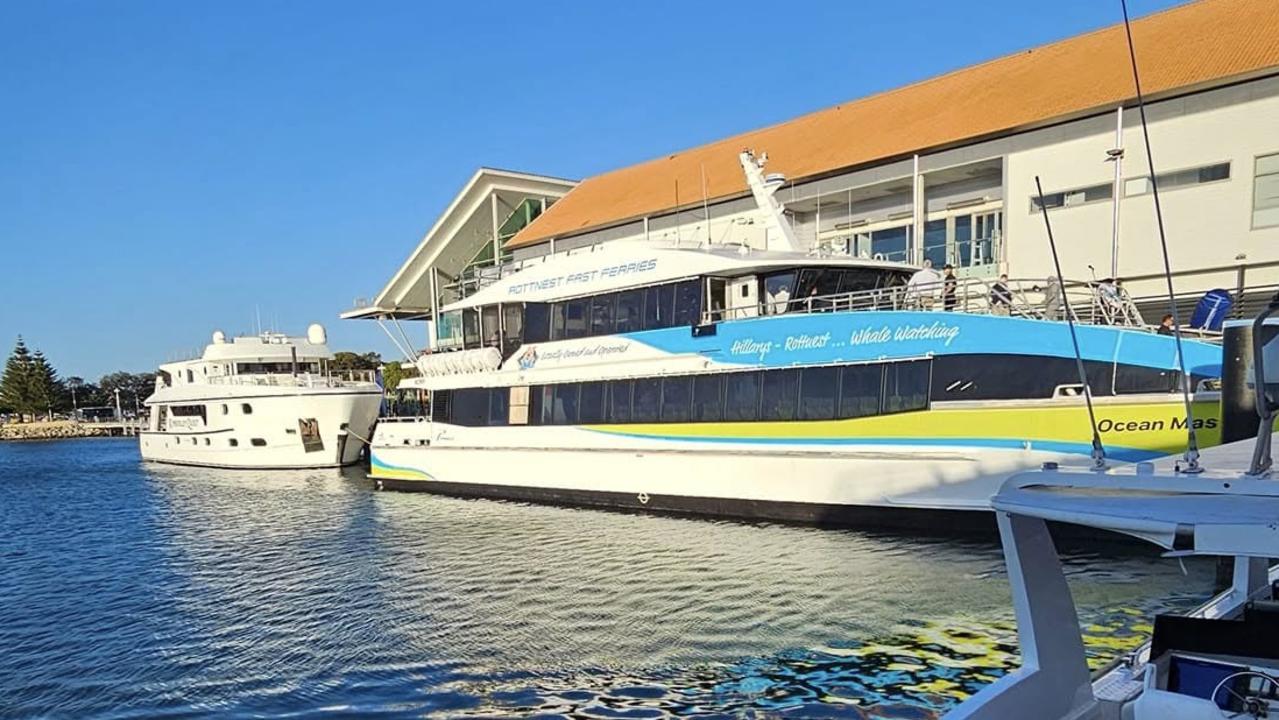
[369,396,1220,528]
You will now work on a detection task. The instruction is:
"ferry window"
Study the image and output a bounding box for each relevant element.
[631,378,660,423]
[564,299,589,339]
[692,375,723,422]
[436,310,464,349]
[251,438,266,447]
[241,403,253,414]
[228,439,238,447]
[793,269,820,302]
[839,364,883,418]
[672,280,703,326]
[431,390,452,422]
[799,366,839,420]
[481,305,501,348]
[761,369,800,421]
[553,383,580,424]
[462,308,481,349]
[451,388,490,426]
[488,388,509,426]
[591,294,615,336]
[615,290,643,333]
[550,303,567,340]
[838,269,880,295]
[660,376,692,423]
[578,382,606,424]
[502,304,524,348]
[523,303,551,344]
[530,386,550,425]
[607,380,633,423]
[643,284,675,330]
[883,360,931,414]
[762,273,795,315]
[723,372,761,421]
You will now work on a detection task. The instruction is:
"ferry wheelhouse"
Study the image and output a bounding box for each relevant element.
[141,325,382,469]
[367,152,1224,527]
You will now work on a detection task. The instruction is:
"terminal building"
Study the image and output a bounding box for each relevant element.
[348,0,1279,347]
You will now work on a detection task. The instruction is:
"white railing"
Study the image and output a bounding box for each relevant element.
[702,276,1200,335]
[200,373,370,389]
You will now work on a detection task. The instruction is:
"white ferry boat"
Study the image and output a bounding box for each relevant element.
[141,325,382,469]
[367,152,1225,527]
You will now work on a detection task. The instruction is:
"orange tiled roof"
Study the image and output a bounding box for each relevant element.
[508,0,1279,249]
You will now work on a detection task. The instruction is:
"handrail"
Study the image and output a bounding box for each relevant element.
[701,276,1165,331]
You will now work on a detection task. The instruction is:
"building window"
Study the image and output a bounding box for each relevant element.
[1031,182,1112,213]
[1254,153,1279,229]
[1125,161,1231,197]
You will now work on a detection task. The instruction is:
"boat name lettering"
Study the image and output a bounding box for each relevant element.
[784,333,831,351]
[849,322,961,347]
[538,341,631,363]
[1096,416,1218,433]
[507,258,658,296]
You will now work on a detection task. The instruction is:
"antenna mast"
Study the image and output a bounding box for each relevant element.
[1120,0,1202,472]
[739,149,801,253]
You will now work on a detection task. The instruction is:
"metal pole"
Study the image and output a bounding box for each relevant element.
[490,192,500,266]
[1109,106,1124,279]
[912,154,922,264]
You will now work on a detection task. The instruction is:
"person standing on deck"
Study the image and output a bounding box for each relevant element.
[1157,313,1175,335]
[1043,275,1064,320]
[942,264,958,311]
[990,274,1013,316]
[907,259,941,310]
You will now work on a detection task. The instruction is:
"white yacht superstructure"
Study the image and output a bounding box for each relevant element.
[140,325,382,469]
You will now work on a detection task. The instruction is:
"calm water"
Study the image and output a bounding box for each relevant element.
[0,439,1214,719]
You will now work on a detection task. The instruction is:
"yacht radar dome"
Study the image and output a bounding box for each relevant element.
[307,323,327,345]
[211,330,226,344]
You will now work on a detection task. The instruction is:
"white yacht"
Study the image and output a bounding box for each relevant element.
[366,151,1226,527]
[140,325,382,469]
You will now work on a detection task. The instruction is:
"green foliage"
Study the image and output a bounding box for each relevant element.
[0,337,35,419]
[94,372,156,409]
[382,361,403,392]
[330,351,382,371]
[29,350,65,415]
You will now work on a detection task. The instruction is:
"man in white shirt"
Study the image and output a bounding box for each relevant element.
[906,259,942,309]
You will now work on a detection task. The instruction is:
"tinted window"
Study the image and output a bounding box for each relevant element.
[480,305,501,347]
[502,304,524,347]
[550,303,567,340]
[608,380,633,423]
[660,376,692,422]
[431,390,451,422]
[673,280,702,326]
[488,388,509,426]
[553,383,580,424]
[579,382,606,424]
[615,290,643,333]
[632,378,660,422]
[644,284,675,330]
[884,360,930,414]
[838,269,881,294]
[564,299,589,339]
[462,307,481,349]
[799,366,839,420]
[524,303,551,343]
[761,369,800,421]
[762,272,795,314]
[723,372,761,421]
[591,294,615,336]
[692,375,723,422]
[839,365,882,418]
[452,388,489,426]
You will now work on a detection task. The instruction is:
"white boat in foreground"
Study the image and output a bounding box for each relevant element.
[948,306,1279,719]
[140,325,382,469]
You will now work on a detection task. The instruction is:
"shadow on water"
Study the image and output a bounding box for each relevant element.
[0,439,1214,718]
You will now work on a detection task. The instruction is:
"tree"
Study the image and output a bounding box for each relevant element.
[330,351,382,371]
[0,337,36,421]
[383,361,404,392]
[29,350,65,419]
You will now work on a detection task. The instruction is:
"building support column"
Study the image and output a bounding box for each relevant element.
[912,154,925,265]
[491,193,501,267]
[428,266,439,351]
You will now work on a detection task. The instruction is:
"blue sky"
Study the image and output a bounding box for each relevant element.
[0,0,1181,380]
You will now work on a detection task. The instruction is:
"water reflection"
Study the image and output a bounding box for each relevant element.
[1,440,1214,718]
